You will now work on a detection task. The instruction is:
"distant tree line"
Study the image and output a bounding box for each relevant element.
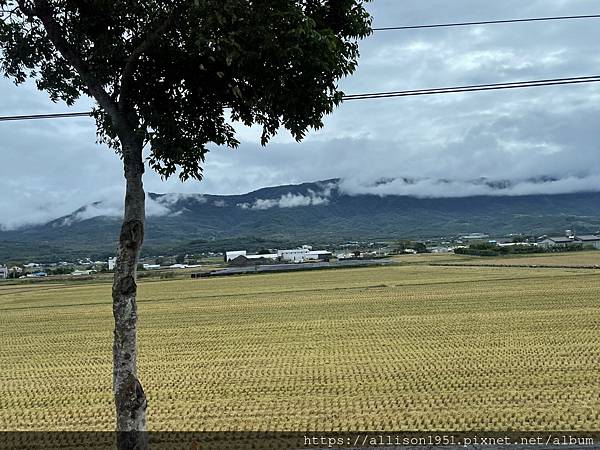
[455,242,592,257]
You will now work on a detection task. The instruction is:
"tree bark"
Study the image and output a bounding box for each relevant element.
[24,3,149,445]
[112,134,148,450]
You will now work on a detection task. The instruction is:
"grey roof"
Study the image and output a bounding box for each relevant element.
[575,235,600,241]
[544,237,573,243]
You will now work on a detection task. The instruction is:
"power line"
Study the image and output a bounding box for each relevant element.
[342,76,600,100]
[0,111,92,121]
[0,17,598,119]
[1,76,600,121]
[372,14,600,31]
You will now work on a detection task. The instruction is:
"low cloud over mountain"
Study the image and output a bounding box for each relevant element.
[4,176,600,232]
[338,175,600,198]
[3,178,600,263]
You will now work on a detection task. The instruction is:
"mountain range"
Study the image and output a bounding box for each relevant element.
[2,178,600,262]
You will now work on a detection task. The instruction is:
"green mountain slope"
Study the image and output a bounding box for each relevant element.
[2,179,600,261]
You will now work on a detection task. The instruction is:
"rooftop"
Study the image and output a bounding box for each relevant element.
[544,237,573,243]
[575,235,600,241]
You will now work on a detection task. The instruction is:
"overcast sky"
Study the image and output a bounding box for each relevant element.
[2,0,600,229]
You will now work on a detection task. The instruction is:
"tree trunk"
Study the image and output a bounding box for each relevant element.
[112,135,148,450]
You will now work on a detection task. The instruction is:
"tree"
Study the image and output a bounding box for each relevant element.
[0,0,372,446]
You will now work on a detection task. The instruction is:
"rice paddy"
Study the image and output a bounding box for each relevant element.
[1,261,599,431]
[440,250,600,267]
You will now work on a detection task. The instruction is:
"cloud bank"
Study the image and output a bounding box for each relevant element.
[338,175,600,198]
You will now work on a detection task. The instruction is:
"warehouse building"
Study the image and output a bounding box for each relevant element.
[538,237,574,248]
[539,234,600,249]
[573,235,600,249]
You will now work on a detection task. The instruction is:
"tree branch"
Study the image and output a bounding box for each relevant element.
[15,0,32,14]
[119,17,171,110]
[25,0,133,139]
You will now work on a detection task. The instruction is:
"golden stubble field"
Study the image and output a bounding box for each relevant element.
[0,263,599,431]
[438,250,600,267]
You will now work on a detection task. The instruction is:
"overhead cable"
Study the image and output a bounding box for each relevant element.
[342,76,600,100]
[373,14,600,31]
[2,76,600,120]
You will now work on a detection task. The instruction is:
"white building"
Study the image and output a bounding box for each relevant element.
[460,233,489,240]
[278,248,332,263]
[143,264,161,270]
[278,248,310,262]
[72,270,94,276]
[304,250,333,261]
[225,250,247,261]
[0,266,8,279]
[108,257,116,270]
[226,247,331,264]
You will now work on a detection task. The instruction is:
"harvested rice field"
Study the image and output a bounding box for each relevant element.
[1,263,599,431]
[438,250,600,267]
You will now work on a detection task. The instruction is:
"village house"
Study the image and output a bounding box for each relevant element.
[538,236,574,248]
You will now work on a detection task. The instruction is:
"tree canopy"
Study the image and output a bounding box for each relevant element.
[0,0,372,179]
[1,2,372,438]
